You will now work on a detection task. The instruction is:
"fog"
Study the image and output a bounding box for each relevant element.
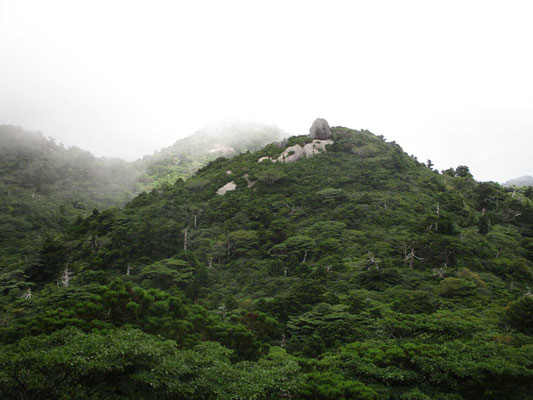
[1,0,532,183]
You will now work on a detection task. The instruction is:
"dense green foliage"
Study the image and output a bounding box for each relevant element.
[0,125,141,272]
[1,126,533,399]
[0,124,282,280]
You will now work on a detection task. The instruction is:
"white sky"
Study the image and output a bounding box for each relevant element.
[0,0,532,183]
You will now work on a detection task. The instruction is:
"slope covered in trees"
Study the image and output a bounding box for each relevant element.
[0,123,283,277]
[136,122,285,188]
[0,125,142,272]
[1,126,533,399]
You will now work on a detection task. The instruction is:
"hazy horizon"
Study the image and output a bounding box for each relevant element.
[1,0,532,183]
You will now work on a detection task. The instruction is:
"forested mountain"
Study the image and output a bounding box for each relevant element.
[0,125,142,272]
[1,125,533,399]
[0,123,283,274]
[136,122,285,188]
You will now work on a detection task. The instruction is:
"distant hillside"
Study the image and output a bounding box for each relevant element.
[0,125,142,270]
[505,175,533,187]
[0,123,287,270]
[137,123,286,188]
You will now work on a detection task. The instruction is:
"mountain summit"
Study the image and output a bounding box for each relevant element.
[505,175,533,187]
[1,124,532,399]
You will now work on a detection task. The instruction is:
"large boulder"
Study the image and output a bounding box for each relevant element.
[309,118,332,140]
[277,145,304,163]
[303,139,334,157]
[216,181,236,195]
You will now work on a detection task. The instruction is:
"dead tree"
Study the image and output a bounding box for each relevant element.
[189,205,204,229]
[60,265,73,287]
[183,227,189,251]
[405,248,422,269]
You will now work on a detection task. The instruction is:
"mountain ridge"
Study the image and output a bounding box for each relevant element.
[505,175,533,187]
[1,123,533,399]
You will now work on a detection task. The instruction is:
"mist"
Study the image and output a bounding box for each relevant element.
[1,0,532,182]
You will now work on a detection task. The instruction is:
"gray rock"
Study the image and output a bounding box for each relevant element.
[216,181,236,195]
[258,156,276,163]
[277,145,304,163]
[309,118,332,140]
[276,138,289,148]
[303,139,334,157]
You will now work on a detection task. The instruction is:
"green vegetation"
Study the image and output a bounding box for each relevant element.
[0,125,141,273]
[136,122,285,188]
[1,126,532,399]
[0,123,282,278]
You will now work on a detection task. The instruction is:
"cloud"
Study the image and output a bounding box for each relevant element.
[0,0,531,182]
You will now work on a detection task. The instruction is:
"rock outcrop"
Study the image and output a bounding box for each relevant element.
[258,156,276,163]
[309,118,332,140]
[216,181,236,195]
[303,139,334,157]
[276,140,332,163]
[277,144,305,163]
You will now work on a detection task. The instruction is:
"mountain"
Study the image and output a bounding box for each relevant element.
[1,124,533,399]
[0,123,284,272]
[0,125,142,270]
[505,175,533,187]
[137,122,286,188]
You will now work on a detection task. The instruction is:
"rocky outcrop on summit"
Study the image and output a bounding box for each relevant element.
[303,140,334,157]
[309,118,332,140]
[277,140,333,163]
[277,145,305,163]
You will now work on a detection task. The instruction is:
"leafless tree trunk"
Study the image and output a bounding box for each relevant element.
[183,228,189,251]
[405,248,421,269]
[60,265,73,287]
